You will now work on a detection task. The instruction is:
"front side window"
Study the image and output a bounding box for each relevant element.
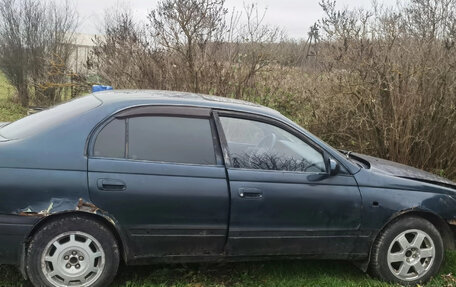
[93,116,216,165]
[220,117,326,172]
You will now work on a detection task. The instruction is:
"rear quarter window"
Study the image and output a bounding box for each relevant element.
[93,119,126,158]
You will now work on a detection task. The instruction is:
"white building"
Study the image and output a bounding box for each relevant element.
[68,33,101,74]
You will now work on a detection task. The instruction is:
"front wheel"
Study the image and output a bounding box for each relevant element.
[369,216,444,285]
[26,215,120,287]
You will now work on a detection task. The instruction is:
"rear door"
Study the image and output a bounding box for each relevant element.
[87,106,229,257]
[215,112,363,257]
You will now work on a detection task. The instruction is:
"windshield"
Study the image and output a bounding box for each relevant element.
[0,95,101,140]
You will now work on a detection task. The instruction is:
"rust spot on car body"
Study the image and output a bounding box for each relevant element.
[16,198,100,217]
[17,201,56,217]
[15,198,118,230]
[77,198,99,213]
[17,211,46,217]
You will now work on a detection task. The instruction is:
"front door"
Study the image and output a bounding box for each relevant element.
[216,114,363,257]
[87,107,229,257]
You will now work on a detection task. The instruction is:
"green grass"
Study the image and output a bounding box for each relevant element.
[0,71,12,97]
[1,252,456,287]
[0,72,27,122]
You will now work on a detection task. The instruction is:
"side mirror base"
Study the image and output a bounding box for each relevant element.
[329,159,340,176]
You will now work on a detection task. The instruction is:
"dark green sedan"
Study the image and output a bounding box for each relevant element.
[0,90,456,287]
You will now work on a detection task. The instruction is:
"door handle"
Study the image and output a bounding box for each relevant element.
[97,179,126,191]
[239,188,263,199]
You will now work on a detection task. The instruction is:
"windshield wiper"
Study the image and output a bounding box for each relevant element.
[339,150,364,168]
[338,149,351,158]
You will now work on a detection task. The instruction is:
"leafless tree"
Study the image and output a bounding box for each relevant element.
[90,0,456,179]
[92,0,280,98]
[0,0,78,107]
[148,0,227,92]
[91,9,161,89]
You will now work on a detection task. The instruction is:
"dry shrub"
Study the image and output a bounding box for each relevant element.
[91,0,456,179]
[91,0,281,99]
[306,0,456,179]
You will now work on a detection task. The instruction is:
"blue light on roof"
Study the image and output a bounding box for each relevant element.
[92,85,113,93]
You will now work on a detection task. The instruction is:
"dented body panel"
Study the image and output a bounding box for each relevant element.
[353,168,456,255]
[0,168,90,263]
[0,90,455,272]
[354,153,456,189]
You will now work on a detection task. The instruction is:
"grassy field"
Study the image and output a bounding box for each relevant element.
[0,72,26,121]
[1,252,456,287]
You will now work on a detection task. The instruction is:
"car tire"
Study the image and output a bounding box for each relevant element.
[26,215,120,287]
[369,216,444,286]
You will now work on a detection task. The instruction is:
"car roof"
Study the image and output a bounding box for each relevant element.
[92,90,283,118]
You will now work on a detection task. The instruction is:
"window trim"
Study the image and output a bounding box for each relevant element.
[115,105,211,119]
[89,105,223,166]
[213,110,331,174]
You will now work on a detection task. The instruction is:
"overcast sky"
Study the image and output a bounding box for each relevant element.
[75,0,398,39]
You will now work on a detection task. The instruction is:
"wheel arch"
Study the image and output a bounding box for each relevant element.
[19,211,130,279]
[377,209,455,250]
[356,208,455,272]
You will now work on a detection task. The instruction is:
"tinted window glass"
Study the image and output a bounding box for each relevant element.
[128,117,216,165]
[93,119,126,158]
[220,117,325,172]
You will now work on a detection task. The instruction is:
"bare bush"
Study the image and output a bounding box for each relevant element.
[91,0,280,98]
[299,0,456,178]
[91,0,456,179]
[148,0,227,92]
[91,10,160,89]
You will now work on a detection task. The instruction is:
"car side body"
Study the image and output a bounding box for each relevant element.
[0,90,456,281]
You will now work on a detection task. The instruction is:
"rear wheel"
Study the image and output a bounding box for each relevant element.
[26,215,120,287]
[369,216,444,285]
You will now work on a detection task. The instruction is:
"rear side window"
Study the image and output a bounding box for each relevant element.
[128,117,216,165]
[93,116,216,165]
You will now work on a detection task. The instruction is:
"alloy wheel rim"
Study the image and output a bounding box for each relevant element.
[387,229,435,281]
[41,231,105,287]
